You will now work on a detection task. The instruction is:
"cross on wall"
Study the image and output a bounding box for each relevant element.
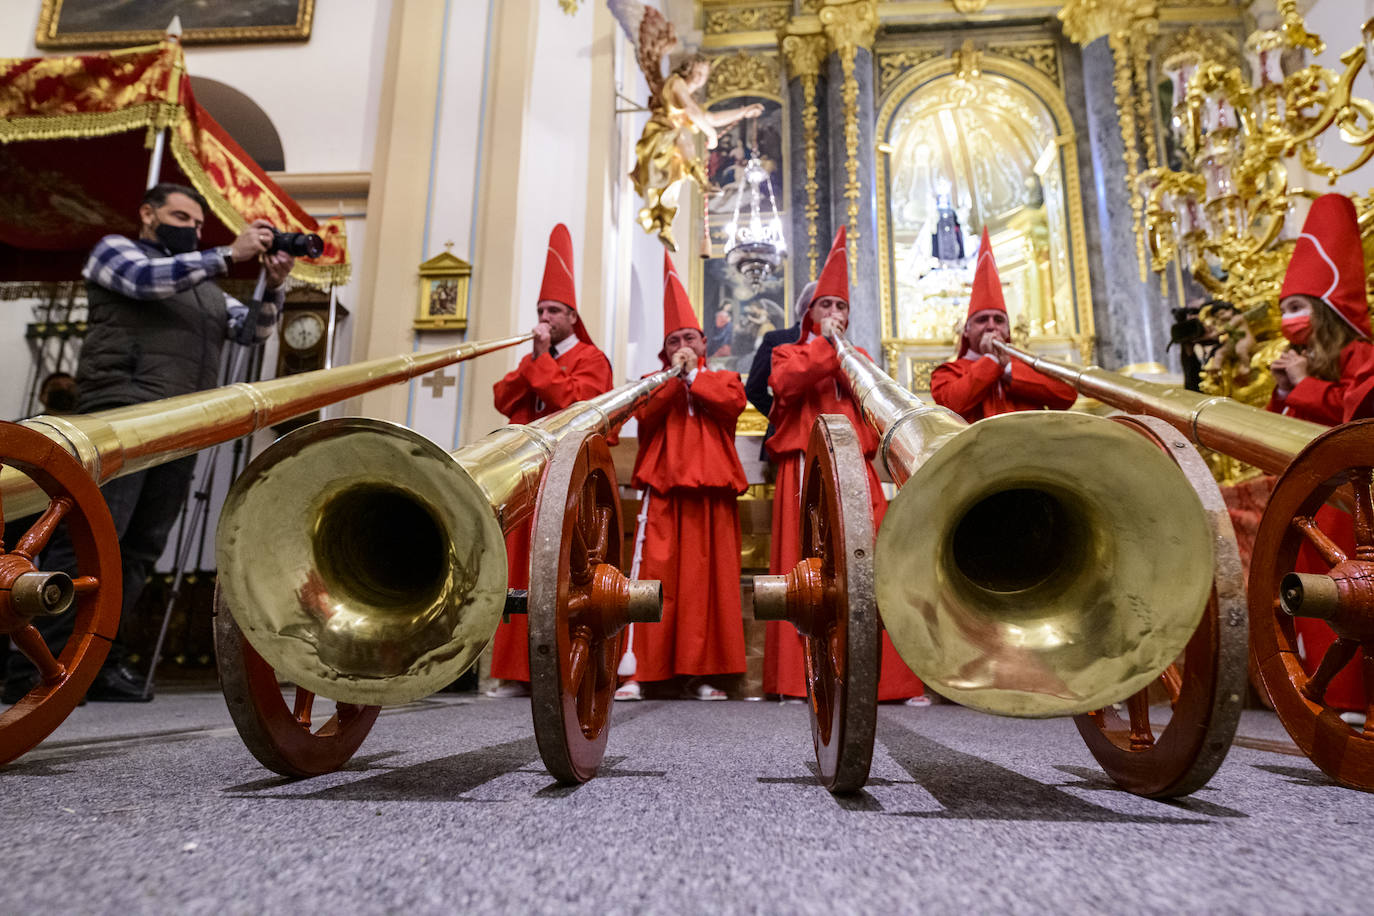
[421,369,457,398]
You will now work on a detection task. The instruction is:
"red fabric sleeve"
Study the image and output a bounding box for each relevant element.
[770,336,841,400]
[1283,376,1344,426]
[689,370,746,426]
[1005,362,1078,409]
[930,357,1002,416]
[522,349,613,411]
[492,359,532,418]
[635,377,686,437]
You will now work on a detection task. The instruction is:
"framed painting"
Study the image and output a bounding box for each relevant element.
[35,0,315,49]
[414,250,471,331]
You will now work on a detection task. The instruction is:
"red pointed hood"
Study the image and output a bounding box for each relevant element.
[1280,193,1371,339]
[538,223,593,344]
[958,228,1009,357]
[658,251,702,365]
[803,226,849,337]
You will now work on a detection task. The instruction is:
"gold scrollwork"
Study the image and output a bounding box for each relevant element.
[705,52,783,101]
[878,49,943,93]
[783,28,828,278]
[781,29,827,79]
[558,0,580,16]
[706,7,791,35]
[1058,0,1157,49]
[985,42,1060,87]
[952,0,992,12]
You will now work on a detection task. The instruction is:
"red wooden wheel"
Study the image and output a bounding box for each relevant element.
[214,586,380,778]
[800,415,878,793]
[0,421,120,765]
[529,430,659,784]
[1250,420,1374,790]
[1072,416,1247,797]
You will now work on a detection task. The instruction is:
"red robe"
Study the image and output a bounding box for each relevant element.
[765,335,924,699]
[489,340,614,681]
[1266,341,1374,712]
[930,354,1078,422]
[623,363,749,681]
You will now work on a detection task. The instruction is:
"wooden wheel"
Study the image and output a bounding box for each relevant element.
[0,421,121,766]
[1072,416,1247,797]
[213,586,380,778]
[801,415,878,793]
[1250,421,1374,790]
[528,430,660,784]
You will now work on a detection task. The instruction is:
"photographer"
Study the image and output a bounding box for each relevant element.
[3,182,298,704]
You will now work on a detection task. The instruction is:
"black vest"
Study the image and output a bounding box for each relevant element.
[78,244,229,412]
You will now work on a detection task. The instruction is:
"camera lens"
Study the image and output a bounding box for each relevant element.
[269,230,325,258]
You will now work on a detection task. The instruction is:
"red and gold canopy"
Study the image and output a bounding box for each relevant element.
[0,37,348,286]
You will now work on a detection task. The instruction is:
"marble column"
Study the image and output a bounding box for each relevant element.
[781,22,831,305]
[1076,37,1171,370]
[821,0,881,358]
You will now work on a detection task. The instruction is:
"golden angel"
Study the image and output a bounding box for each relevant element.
[609,0,764,253]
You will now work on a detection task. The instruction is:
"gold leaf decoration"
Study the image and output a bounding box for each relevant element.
[705,52,782,100]
[704,6,790,35]
[877,49,943,93]
[985,42,1060,86]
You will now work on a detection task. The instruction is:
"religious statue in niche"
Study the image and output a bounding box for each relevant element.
[609,0,763,253]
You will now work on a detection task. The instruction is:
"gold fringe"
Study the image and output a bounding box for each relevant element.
[0,101,181,145]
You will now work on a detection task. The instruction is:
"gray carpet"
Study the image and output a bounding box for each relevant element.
[3,694,1369,915]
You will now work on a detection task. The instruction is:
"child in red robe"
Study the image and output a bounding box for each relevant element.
[763,226,925,703]
[1266,193,1374,716]
[615,253,749,701]
[930,228,1077,422]
[486,223,614,697]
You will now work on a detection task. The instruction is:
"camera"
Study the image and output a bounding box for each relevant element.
[268,229,324,258]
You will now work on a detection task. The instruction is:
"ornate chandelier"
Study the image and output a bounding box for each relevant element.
[723,120,787,292]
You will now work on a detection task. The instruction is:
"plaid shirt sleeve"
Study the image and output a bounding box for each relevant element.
[225,286,286,345]
[81,235,230,301]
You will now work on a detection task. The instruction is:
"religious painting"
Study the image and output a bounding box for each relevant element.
[699,94,788,380]
[699,254,788,376]
[35,0,315,49]
[705,96,784,220]
[414,250,470,331]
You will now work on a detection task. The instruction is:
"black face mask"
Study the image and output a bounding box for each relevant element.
[154,222,200,255]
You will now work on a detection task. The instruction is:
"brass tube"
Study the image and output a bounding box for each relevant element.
[995,341,1325,475]
[831,332,967,484]
[0,333,530,518]
[453,364,682,536]
[214,363,684,705]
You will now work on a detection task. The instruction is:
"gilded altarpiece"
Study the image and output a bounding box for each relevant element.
[875,43,1095,392]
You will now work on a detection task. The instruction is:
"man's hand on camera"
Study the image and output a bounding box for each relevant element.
[230,219,275,262]
[263,250,294,290]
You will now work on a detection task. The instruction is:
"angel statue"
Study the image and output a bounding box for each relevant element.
[609,0,764,253]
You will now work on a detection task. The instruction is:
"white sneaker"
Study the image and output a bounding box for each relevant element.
[484,681,530,698]
[903,695,932,708]
[614,681,642,701]
[691,683,728,701]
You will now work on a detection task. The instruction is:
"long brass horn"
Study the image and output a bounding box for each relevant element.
[0,333,531,519]
[992,340,1327,474]
[214,364,684,706]
[831,333,1216,717]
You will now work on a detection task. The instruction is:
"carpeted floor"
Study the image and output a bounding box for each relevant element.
[3,694,1369,914]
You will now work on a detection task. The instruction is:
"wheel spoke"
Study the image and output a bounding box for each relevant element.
[566,631,591,695]
[1160,664,1183,706]
[1126,690,1154,750]
[1300,637,1360,704]
[1363,654,1374,737]
[293,688,316,728]
[71,576,100,595]
[1348,469,1374,551]
[1293,516,1348,567]
[13,496,73,560]
[10,624,65,682]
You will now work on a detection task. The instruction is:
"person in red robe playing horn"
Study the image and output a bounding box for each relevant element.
[486,223,615,698]
[614,252,749,702]
[1266,193,1374,718]
[763,226,926,704]
[930,228,1077,422]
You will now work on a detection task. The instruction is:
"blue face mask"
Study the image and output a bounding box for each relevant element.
[154,223,199,254]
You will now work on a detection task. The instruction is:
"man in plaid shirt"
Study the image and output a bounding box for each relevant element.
[3,183,295,704]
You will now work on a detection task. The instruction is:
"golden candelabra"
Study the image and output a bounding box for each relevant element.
[1134,2,1374,481]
